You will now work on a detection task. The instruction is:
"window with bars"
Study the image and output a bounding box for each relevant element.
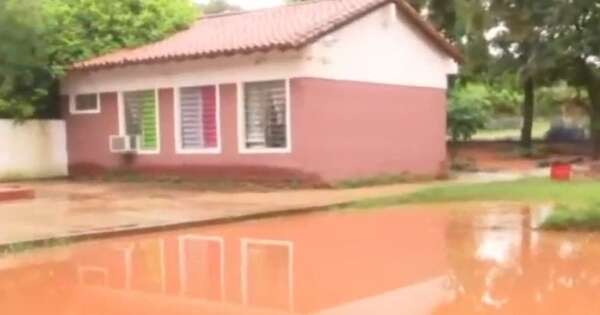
[72,93,100,113]
[178,86,218,151]
[123,90,158,152]
[243,80,288,150]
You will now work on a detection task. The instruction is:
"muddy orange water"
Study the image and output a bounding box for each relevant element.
[1,205,600,315]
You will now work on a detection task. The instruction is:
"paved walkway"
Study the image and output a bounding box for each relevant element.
[0,180,432,246]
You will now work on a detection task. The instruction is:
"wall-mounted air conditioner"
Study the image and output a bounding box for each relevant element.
[109,135,139,153]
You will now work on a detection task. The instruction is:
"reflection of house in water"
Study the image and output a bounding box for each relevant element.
[65,210,450,314]
[5,207,600,315]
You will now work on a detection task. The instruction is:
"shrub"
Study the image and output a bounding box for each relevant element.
[448,84,492,141]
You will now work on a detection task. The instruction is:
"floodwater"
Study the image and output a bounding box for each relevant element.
[1,204,600,315]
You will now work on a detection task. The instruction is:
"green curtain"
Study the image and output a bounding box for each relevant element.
[141,91,158,151]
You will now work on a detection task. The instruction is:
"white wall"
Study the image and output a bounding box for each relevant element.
[306,3,458,89]
[0,119,68,180]
[61,3,458,95]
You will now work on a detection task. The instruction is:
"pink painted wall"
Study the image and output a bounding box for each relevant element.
[62,78,447,182]
[62,93,122,173]
[294,78,447,180]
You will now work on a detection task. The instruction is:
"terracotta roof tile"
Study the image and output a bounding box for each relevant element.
[72,0,462,71]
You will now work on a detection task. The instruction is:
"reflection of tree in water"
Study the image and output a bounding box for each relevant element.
[434,212,600,315]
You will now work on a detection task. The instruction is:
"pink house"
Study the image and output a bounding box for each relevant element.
[59,0,461,183]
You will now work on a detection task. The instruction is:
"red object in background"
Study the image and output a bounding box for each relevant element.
[0,186,35,202]
[551,162,572,181]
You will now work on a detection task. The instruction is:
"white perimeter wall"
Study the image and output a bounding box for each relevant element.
[0,119,68,180]
[61,3,458,95]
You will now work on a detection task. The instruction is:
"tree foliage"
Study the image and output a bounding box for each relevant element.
[543,0,600,157]
[0,0,197,119]
[196,0,241,15]
[0,0,51,118]
[487,0,556,148]
[42,0,198,73]
[448,83,493,141]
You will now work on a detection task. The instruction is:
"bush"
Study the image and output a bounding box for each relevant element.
[448,84,492,141]
[447,82,525,141]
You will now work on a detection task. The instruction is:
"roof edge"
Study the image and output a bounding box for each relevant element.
[392,0,464,64]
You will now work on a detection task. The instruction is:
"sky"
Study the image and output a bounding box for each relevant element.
[197,0,286,10]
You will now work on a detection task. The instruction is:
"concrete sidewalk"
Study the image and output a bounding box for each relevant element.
[0,180,432,246]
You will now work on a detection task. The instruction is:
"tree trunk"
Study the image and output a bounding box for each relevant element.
[520,77,535,151]
[578,58,600,159]
[584,68,600,160]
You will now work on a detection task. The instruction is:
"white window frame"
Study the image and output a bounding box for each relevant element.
[178,235,225,300]
[117,88,161,155]
[173,84,222,155]
[70,93,101,114]
[122,238,167,293]
[237,79,292,154]
[240,238,295,312]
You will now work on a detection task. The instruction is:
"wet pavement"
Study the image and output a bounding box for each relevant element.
[0,181,430,245]
[1,203,599,314]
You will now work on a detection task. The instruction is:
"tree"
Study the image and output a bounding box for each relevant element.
[0,0,52,119]
[197,0,241,14]
[488,0,553,151]
[544,0,600,158]
[42,0,198,71]
[409,0,493,82]
[0,0,198,120]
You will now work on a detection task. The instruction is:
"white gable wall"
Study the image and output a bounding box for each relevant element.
[61,3,457,95]
[305,2,458,89]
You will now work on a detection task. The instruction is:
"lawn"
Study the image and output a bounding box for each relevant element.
[472,120,550,141]
[347,178,600,230]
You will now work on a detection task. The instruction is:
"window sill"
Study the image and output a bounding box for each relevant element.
[239,147,292,155]
[176,148,222,155]
[70,109,101,115]
[136,149,161,155]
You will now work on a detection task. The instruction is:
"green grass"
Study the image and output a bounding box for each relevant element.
[472,120,550,141]
[543,204,600,230]
[346,178,600,230]
[0,238,72,256]
[335,174,415,189]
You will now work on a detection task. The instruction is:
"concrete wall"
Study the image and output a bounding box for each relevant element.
[0,119,68,180]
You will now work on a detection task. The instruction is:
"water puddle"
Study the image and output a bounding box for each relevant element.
[1,205,599,314]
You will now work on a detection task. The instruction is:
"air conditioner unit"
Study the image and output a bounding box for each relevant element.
[109,135,139,153]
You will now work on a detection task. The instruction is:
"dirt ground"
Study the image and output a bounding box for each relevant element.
[450,141,591,173]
